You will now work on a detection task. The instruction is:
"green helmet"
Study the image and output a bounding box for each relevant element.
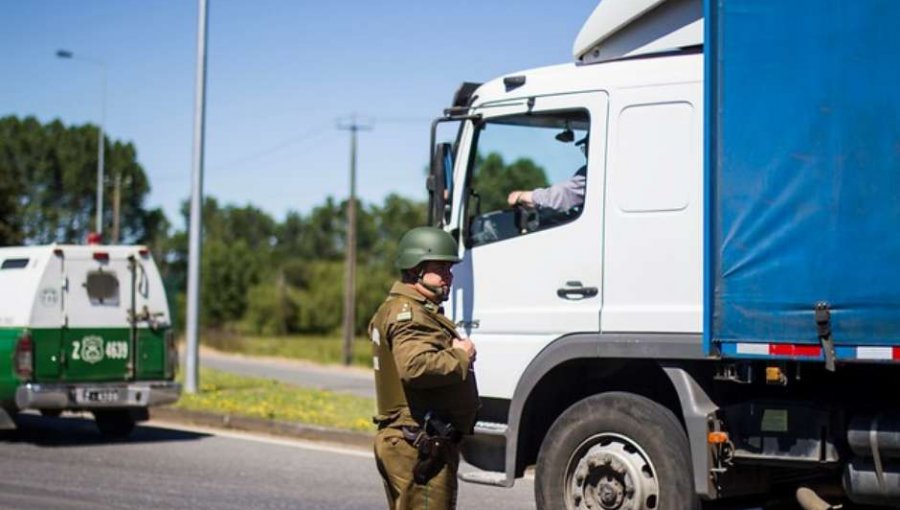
[395,227,461,270]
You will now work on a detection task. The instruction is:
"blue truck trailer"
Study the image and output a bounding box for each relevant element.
[425,0,900,508]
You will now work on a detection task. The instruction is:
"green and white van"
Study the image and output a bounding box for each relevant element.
[0,244,180,438]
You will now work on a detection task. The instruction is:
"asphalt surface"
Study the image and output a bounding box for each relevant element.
[0,412,536,510]
[199,349,375,399]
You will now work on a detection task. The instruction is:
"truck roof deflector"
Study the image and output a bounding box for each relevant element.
[573,0,703,64]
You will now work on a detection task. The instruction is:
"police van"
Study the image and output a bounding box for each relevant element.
[0,244,180,438]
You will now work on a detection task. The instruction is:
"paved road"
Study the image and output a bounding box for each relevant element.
[199,349,375,399]
[1,413,535,510]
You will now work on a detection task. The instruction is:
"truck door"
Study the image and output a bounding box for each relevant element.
[61,252,133,382]
[447,92,608,400]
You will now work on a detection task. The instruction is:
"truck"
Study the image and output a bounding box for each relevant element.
[0,244,180,438]
[425,0,900,508]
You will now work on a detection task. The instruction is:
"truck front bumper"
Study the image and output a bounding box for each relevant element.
[15,381,181,410]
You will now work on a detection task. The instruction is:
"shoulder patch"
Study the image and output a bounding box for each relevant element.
[370,328,381,346]
[396,311,413,322]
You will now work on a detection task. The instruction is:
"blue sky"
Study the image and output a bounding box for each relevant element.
[1,1,597,228]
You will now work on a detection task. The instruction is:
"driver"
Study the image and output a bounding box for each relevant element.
[506,135,588,211]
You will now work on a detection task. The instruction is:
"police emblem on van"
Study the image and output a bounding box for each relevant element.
[80,335,104,364]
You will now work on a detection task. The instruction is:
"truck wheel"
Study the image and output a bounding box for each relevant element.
[535,392,697,510]
[93,409,136,439]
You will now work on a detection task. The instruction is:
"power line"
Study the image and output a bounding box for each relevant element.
[208,124,329,171]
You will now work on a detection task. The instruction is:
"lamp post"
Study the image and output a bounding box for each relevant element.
[56,49,107,236]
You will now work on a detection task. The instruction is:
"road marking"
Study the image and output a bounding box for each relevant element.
[148,419,374,459]
[149,419,536,481]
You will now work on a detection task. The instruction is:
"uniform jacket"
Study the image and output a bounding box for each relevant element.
[369,282,479,434]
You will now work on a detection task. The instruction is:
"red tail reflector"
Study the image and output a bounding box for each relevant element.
[93,251,110,262]
[14,332,33,379]
[138,248,150,257]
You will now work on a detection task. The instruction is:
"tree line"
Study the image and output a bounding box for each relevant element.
[0,115,547,336]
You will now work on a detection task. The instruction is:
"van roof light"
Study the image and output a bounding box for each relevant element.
[86,232,103,245]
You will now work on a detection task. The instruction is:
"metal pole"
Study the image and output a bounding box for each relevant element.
[185,0,209,393]
[97,63,106,235]
[112,173,121,243]
[338,116,371,366]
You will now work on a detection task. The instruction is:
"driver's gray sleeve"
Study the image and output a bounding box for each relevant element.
[531,166,587,211]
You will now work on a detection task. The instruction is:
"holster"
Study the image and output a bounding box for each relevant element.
[406,412,458,485]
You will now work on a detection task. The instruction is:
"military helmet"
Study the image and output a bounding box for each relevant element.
[395,227,460,270]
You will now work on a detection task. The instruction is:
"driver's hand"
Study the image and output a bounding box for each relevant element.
[507,190,533,207]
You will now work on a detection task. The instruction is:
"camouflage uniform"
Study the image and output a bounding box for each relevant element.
[370,282,479,510]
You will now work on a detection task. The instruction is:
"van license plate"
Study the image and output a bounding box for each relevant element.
[78,388,120,404]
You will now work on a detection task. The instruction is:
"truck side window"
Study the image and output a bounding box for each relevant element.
[465,110,589,247]
[85,271,120,306]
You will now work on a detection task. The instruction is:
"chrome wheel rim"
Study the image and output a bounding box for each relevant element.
[565,432,660,510]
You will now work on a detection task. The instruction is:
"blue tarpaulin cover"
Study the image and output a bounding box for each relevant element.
[708,0,900,353]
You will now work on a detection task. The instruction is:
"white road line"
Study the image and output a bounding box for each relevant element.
[147,419,374,459]
[149,419,536,481]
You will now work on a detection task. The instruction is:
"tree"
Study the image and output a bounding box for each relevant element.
[0,115,167,246]
[471,152,549,212]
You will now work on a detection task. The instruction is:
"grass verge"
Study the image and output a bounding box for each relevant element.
[202,331,372,368]
[173,367,375,433]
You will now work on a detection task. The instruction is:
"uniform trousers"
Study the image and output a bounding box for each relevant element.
[374,426,460,510]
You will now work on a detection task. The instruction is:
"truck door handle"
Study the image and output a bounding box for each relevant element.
[557,281,598,300]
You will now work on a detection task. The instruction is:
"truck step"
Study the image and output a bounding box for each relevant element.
[473,421,508,437]
[458,470,510,487]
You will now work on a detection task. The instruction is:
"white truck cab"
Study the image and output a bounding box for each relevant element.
[425,1,900,509]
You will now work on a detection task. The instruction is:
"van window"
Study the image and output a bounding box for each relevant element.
[86,271,120,306]
[465,110,590,247]
[1,258,29,269]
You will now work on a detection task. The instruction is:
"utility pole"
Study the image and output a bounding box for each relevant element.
[338,115,372,366]
[185,0,210,393]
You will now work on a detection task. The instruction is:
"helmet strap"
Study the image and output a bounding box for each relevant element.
[417,268,448,302]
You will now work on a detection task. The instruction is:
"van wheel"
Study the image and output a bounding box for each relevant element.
[93,409,136,439]
[535,392,697,510]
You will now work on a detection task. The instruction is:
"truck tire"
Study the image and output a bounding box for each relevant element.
[93,409,137,440]
[535,392,697,510]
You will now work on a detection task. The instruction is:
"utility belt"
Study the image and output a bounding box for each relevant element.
[400,412,461,485]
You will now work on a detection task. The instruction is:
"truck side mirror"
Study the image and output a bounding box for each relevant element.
[428,142,453,226]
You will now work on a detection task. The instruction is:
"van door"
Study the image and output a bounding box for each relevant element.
[447,92,608,400]
[61,253,134,382]
[130,254,167,379]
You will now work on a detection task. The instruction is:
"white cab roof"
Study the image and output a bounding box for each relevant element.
[573,0,702,64]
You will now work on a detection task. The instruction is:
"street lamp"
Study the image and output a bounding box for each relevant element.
[56,49,107,237]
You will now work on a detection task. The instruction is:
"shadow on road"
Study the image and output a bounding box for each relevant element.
[0,412,210,447]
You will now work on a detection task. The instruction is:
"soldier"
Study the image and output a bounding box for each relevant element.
[370,226,480,510]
